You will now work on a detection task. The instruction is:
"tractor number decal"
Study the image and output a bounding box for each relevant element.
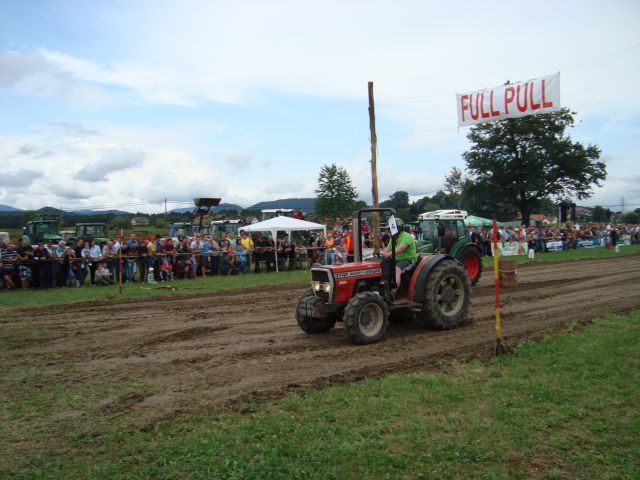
[334,268,382,279]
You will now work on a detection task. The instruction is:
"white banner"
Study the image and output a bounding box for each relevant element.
[456,73,560,127]
[491,241,529,256]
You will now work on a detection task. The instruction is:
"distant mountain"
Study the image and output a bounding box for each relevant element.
[169,203,244,214]
[37,206,63,214]
[248,198,316,214]
[0,204,22,212]
[66,209,131,216]
[33,207,131,216]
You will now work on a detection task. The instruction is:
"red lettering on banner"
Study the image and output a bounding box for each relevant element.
[490,90,500,117]
[460,94,469,121]
[470,93,479,120]
[516,83,529,112]
[542,79,553,108]
[480,92,490,118]
[529,81,541,110]
[504,86,515,114]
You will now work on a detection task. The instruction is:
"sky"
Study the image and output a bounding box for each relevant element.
[1,0,639,214]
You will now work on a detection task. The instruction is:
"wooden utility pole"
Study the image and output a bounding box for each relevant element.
[368,81,381,253]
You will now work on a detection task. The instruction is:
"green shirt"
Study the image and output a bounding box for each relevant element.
[387,231,417,263]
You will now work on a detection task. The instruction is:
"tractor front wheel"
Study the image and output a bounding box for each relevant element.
[420,260,470,330]
[296,289,337,334]
[343,292,389,344]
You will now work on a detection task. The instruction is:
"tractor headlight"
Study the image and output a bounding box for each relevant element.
[312,281,331,293]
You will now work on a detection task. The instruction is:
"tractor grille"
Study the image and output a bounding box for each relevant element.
[311,268,332,302]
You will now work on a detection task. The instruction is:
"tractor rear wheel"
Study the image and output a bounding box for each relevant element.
[457,247,482,286]
[295,289,337,334]
[343,292,389,344]
[420,259,470,330]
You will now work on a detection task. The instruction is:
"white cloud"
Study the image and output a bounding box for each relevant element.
[0,169,44,188]
[75,149,146,182]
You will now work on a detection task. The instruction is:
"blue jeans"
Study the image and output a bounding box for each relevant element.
[126,259,137,282]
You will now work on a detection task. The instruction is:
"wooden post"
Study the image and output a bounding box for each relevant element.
[368,81,381,254]
[492,219,504,355]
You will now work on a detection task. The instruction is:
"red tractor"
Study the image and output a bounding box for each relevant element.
[296,208,471,344]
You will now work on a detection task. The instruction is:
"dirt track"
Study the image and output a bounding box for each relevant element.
[8,255,640,420]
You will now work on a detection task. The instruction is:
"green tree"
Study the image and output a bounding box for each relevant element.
[621,211,640,224]
[592,205,612,223]
[444,167,466,209]
[463,108,606,226]
[111,215,131,229]
[21,210,39,224]
[315,164,358,221]
[380,191,410,209]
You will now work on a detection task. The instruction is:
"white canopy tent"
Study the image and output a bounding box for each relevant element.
[239,216,327,272]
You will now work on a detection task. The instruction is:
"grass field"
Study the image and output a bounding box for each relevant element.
[2,306,638,479]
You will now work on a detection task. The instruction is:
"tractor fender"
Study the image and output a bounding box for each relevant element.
[408,254,456,303]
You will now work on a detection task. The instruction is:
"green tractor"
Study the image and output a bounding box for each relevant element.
[416,210,483,285]
[68,223,109,248]
[22,217,62,246]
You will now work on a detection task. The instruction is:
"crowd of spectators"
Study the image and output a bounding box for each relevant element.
[1,221,639,290]
[466,223,640,256]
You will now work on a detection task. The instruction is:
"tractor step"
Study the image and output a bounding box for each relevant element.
[388,299,422,311]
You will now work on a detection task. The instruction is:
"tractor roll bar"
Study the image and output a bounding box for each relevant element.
[354,207,396,266]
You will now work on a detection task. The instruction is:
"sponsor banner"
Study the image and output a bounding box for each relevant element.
[546,240,564,252]
[576,237,600,249]
[620,234,632,246]
[456,72,560,127]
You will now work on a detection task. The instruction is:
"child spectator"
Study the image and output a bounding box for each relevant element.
[147,267,157,284]
[220,250,239,276]
[94,262,113,285]
[234,240,248,273]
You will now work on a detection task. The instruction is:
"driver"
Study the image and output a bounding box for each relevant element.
[382,218,417,295]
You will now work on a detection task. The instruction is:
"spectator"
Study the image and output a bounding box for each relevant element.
[239,231,254,272]
[219,232,231,251]
[254,234,266,273]
[74,239,88,286]
[199,236,211,276]
[209,234,221,275]
[145,239,156,281]
[85,240,102,284]
[122,241,138,283]
[1,243,17,289]
[54,240,66,287]
[16,239,33,289]
[65,249,79,287]
[102,241,118,275]
[325,231,335,265]
[234,240,248,273]
[220,250,239,276]
[33,242,51,288]
[94,262,113,285]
